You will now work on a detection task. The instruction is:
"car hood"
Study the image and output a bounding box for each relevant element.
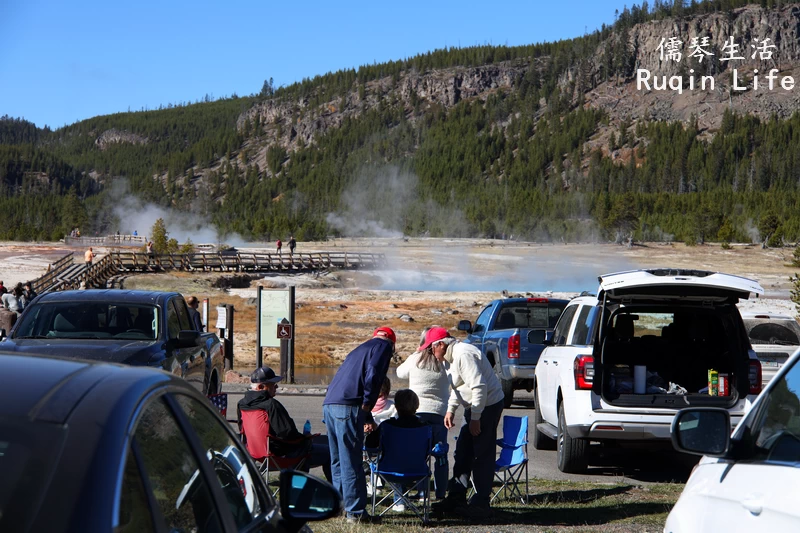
[0,339,159,365]
[598,268,763,303]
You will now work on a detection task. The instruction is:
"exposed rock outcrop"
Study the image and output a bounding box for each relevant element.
[95,129,148,150]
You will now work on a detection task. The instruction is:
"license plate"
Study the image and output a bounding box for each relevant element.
[760,358,779,368]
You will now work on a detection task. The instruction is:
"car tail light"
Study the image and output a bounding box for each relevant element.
[749,360,762,395]
[527,297,549,303]
[508,334,520,359]
[574,355,594,390]
[238,477,247,497]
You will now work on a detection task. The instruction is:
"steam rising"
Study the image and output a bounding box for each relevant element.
[108,180,246,246]
[325,166,471,239]
[371,240,635,293]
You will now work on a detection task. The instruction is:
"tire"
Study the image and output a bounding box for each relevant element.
[532,386,556,450]
[500,377,514,408]
[557,402,588,473]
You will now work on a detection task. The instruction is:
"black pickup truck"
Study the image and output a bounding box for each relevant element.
[0,290,224,395]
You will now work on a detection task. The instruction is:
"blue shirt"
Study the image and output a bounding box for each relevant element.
[323,337,393,409]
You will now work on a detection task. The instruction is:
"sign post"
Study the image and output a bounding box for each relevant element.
[257,286,295,383]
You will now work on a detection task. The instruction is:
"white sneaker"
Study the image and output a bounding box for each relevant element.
[392,503,406,512]
[366,481,374,497]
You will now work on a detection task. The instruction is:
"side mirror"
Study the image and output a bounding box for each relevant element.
[527,329,548,345]
[457,320,473,333]
[279,471,341,530]
[671,408,731,457]
[177,330,201,349]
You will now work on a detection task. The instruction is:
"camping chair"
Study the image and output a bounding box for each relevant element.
[239,410,309,496]
[492,415,529,503]
[370,424,433,524]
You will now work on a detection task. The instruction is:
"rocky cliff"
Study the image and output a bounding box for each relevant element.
[231,4,800,177]
[588,4,800,131]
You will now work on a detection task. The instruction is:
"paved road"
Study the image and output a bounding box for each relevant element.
[224,388,695,486]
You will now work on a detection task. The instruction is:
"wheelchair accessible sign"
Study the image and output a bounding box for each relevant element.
[259,289,291,348]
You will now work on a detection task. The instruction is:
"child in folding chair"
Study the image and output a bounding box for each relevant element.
[365,389,425,512]
[371,378,397,424]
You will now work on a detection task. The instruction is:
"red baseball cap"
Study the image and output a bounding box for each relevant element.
[373,326,396,344]
[419,326,452,350]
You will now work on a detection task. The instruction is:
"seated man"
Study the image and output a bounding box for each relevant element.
[237,366,331,482]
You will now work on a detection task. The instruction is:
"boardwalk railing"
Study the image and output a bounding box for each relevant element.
[31,252,75,293]
[30,250,388,293]
[110,251,388,273]
[64,234,147,246]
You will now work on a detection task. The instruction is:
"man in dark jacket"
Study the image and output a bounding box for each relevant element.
[238,366,331,482]
[323,326,395,524]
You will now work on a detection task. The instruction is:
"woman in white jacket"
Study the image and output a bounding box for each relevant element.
[396,326,451,499]
[422,327,505,519]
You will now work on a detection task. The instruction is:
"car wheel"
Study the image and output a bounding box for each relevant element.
[501,377,513,408]
[532,386,556,450]
[557,402,588,473]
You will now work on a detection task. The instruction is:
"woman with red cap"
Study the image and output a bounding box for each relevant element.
[396,325,451,500]
[323,326,395,524]
[421,326,505,520]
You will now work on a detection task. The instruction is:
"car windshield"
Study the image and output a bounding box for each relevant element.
[0,417,67,531]
[743,318,800,346]
[13,302,158,340]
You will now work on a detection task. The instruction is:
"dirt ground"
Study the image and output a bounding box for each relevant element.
[2,239,797,375]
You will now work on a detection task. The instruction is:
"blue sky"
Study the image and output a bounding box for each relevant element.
[0,0,627,129]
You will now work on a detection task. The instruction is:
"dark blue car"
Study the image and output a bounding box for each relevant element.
[0,353,339,533]
[1,290,225,396]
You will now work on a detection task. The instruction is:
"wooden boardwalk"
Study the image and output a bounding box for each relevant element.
[32,250,388,293]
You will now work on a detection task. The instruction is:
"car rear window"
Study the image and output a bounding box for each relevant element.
[497,302,566,329]
[743,319,800,346]
[0,418,67,532]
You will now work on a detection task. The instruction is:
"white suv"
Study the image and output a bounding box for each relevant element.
[533,268,765,473]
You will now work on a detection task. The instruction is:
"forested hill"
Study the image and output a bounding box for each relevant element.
[3,0,800,245]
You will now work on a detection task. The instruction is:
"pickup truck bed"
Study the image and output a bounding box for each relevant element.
[459,297,568,407]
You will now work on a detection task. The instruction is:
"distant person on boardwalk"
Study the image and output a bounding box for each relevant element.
[396,325,451,500]
[133,230,138,237]
[84,247,94,269]
[185,296,204,332]
[288,235,296,255]
[276,239,282,255]
[323,326,396,524]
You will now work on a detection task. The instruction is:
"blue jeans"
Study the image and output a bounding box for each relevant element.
[323,404,367,515]
[417,412,448,499]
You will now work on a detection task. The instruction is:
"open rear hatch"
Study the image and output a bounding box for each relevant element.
[594,269,764,409]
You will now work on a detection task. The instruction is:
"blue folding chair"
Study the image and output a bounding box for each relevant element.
[492,415,529,503]
[370,424,433,523]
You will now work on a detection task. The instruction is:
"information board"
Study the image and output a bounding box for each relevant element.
[259,290,291,347]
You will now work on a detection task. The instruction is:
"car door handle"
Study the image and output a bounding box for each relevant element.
[741,497,763,516]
